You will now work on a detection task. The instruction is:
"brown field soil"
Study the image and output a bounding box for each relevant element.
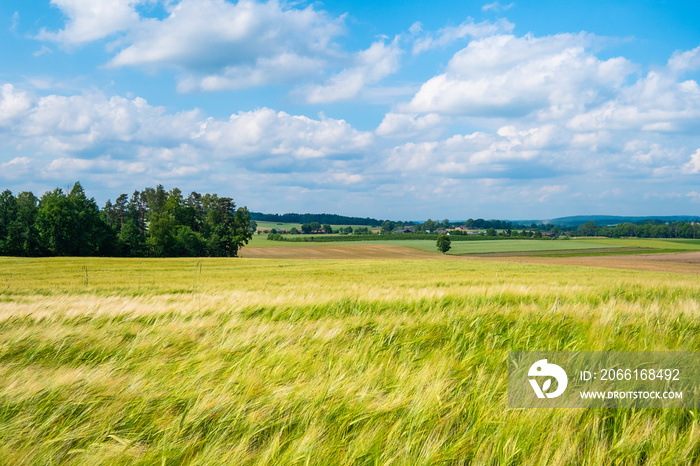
[476,251,700,274]
[240,243,700,274]
[239,244,450,259]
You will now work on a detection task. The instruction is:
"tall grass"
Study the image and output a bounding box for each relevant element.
[0,257,698,464]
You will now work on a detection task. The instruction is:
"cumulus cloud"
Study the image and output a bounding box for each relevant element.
[304,39,402,103]
[0,157,33,180]
[385,124,560,177]
[0,84,32,126]
[667,45,700,74]
[412,18,514,54]
[376,112,442,138]
[198,108,372,158]
[567,69,700,132]
[0,85,373,187]
[108,0,344,91]
[404,33,635,117]
[682,149,700,174]
[36,0,143,45]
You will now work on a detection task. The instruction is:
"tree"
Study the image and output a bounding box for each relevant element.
[8,192,40,256]
[423,219,437,232]
[117,219,146,256]
[322,224,332,234]
[576,221,598,237]
[436,235,451,254]
[486,227,497,236]
[35,182,109,256]
[0,190,17,254]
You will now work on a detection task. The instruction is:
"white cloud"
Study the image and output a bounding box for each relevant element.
[17,93,201,153]
[11,12,19,32]
[304,39,402,103]
[482,2,514,12]
[668,45,700,74]
[107,0,344,91]
[36,0,143,45]
[405,33,635,117]
[412,18,513,54]
[0,157,33,179]
[198,108,372,158]
[682,149,700,174]
[386,125,556,176]
[33,45,53,57]
[567,69,700,132]
[0,84,32,126]
[0,85,376,192]
[376,112,442,138]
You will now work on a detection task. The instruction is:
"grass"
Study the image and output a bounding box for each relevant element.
[423,239,624,255]
[0,257,699,464]
[248,236,700,256]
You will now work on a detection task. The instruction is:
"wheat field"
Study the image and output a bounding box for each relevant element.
[0,256,699,464]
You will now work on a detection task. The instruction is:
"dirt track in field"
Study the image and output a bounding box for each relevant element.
[240,244,700,274]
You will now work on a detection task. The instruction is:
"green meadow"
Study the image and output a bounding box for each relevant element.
[0,256,699,464]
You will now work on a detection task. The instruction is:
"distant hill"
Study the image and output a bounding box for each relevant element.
[250,212,383,226]
[518,215,700,228]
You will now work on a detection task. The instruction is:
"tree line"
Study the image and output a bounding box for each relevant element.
[251,212,382,226]
[0,182,253,257]
[573,220,699,239]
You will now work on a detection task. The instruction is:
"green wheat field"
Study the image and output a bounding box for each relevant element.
[1,256,699,464]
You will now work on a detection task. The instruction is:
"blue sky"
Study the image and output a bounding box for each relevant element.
[1,0,700,220]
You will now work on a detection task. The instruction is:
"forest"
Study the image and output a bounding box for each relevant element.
[0,182,252,257]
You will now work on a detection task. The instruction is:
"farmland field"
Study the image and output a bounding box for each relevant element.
[254,222,377,231]
[1,253,699,465]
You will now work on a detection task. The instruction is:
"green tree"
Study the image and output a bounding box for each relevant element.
[423,219,437,232]
[146,211,177,257]
[8,192,40,256]
[117,219,146,256]
[173,226,205,257]
[322,224,332,234]
[0,190,17,254]
[486,227,497,236]
[576,221,598,237]
[35,182,108,256]
[436,235,451,254]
